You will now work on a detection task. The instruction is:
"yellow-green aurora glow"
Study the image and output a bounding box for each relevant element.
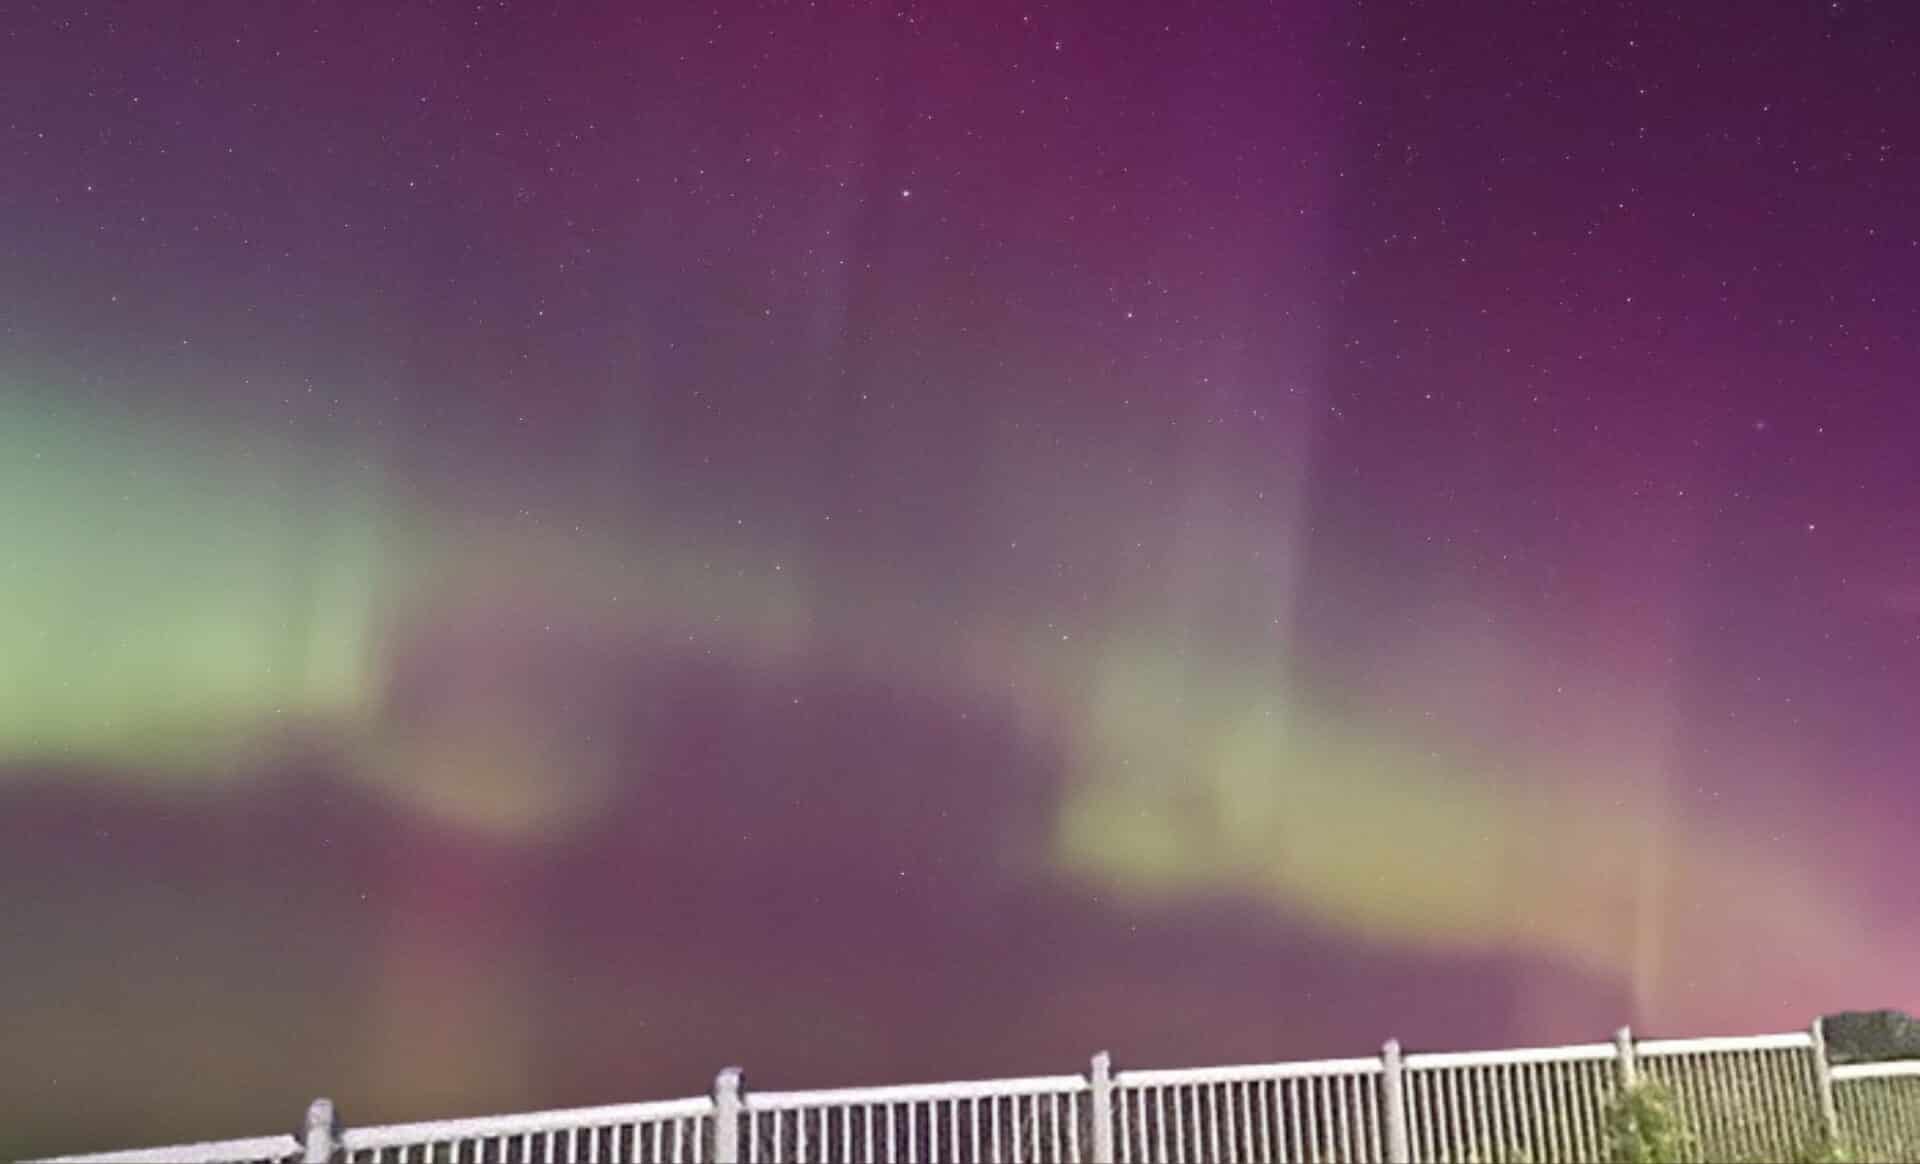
[5,384,1907,1045]
[1,387,389,776]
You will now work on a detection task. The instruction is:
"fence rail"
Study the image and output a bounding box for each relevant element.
[33,1020,1920,1164]
[31,1135,304,1164]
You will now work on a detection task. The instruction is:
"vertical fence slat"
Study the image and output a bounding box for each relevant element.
[988,1095,1001,1164]
[1232,1081,1249,1164]
[1673,1054,1707,1162]
[1320,1074,1333,1164]
[1546,1062,1571,1164]
[1766,1048,1795,1152]
[1297,1078,1312,1164]
[1333,1072,1347,1164]
[1459,1065,1477,1164]
[1052,1091,1067,1164]
[1147,1086,1161,1164]
[1316,1074,1332,1164]
[1283,1078,1298,1164]
[1581,1057,1608,1164]
[1068,1093,1081,1164]
[1762,1049,1789,1153]
[1684,1052,1715,1162]
[1471,1065,1489,1163]
[1406,1070,1426,1164]
[1201,1083,1218,1164]
[1247,1081,1263,1164]
[1714,1051,1743,1159]
[1164,1083,1178,1164]
[1477,1063,1498,1161]
[1456,1066,1476,1164]
[1362,1074,1381,1164]
[1504,1061,1527,1161]
[1735,1050,1761,1157]
[1758,1052,1789,1160]
[1255,1078,1273,1164]
[1524,1062,1542,1163]
[1545,1063,1570,1164]
[1711,1051,1739,1159]
[1558,1059,1583,1164]
[1586,1058,1609,1164]
[1757,1049,1783,1156]
[1563,1061,1585,1164]
[1487,1064,1506,1162]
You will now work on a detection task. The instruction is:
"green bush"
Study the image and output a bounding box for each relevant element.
[1730,1130,1856,1164]
[1786,1130,1852,1164]
[1605,1080,1696,1164]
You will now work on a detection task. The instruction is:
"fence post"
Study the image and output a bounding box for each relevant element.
[1614,1026,1639,1091]
[1810,1017,1840,1145]
[1382,1038,1411,1164]
[301,1098,337,1164]
[714,1067,743,1164]
[1090,1051,1114,1164]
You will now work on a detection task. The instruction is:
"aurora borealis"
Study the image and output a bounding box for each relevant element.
[4,0,1918,1156]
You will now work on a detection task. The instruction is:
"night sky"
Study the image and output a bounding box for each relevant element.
[3,0,1918,1156]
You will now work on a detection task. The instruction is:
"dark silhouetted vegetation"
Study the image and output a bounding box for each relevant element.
[1823,1010,1920,1065]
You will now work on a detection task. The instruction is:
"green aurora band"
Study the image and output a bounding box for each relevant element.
[3,384,1906,1036]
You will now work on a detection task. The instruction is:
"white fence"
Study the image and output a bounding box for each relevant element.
[740,1073,1088,1164]
[33,1022,1920,1163]
[1111,1054,1387,1163]
[334,1097,712,1164]
[1835,1060,1920,1164]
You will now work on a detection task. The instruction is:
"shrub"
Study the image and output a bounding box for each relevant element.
[1733,1130,1856,1164]
[1787,1130,1852,1164]
[1605,1080,1696,1164]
